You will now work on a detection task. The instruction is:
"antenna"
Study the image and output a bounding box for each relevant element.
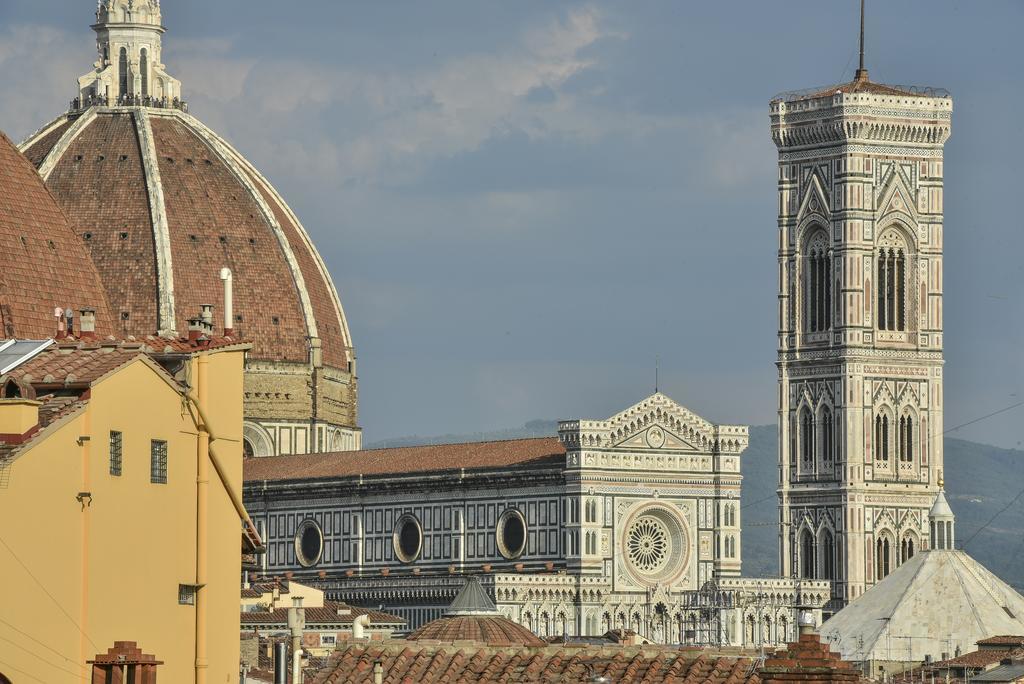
[655,356,659,394]
[855,0,868,80]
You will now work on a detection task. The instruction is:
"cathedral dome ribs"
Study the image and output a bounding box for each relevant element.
[19,0,360,454]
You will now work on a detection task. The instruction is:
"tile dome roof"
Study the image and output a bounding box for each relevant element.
[21,109,353,367]
[0,130,113,339]
[406,577,546,647]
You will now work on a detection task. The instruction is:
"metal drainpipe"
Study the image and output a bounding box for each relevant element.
[79,401,93,681]
[196,352,210,684]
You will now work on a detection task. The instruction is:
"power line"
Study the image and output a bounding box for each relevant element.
[960,487,1024,550]
[0,615,79,666]
[0,533,98,650]
[0,656,49,683]
[939,401,1024,438]
[0,632,85,680]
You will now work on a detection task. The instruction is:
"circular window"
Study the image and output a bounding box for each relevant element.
[627,516,670,574]
[294,519,323,567]
[496,508,528,559]
[621,505,689,586]
[393,514,422,563]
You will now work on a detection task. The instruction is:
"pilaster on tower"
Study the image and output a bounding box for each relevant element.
[769,68,951,612]
[78,0,182,107]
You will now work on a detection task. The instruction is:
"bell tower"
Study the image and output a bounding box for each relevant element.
[79,0,181,105]
[770,3,952,611]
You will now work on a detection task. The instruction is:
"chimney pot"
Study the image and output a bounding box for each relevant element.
[79,308,97,340]
[188,317,203,342]
[200,304,214,326]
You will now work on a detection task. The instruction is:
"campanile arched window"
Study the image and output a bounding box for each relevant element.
[874,411,891,462]
[140,48,149,98]
[803,229,832,333]
[800,407,814,468]
[821,406,834,467]
[899,412,914,462]
[876,230,909,332]
[118,47,129,99]
[800,529,816,579]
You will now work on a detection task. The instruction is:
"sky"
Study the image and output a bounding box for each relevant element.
[1,1,1022,448]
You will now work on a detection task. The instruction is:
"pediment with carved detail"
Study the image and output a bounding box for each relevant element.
[558,392,748,455]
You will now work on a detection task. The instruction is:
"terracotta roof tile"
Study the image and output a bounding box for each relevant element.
[243,438,566,482]
[0,129,114,340]
[240,600,404,627]
[26,110,352,369]
[408,616,545,648]
[309,643,765,684]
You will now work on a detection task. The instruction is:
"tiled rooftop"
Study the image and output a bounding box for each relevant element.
[243,437,566,482]
[240,600,404,627]
[0,130,113,340]
[24,110,352,367]
[311,643,763,684]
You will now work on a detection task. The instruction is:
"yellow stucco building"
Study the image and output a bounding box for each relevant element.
[0,335,257,683]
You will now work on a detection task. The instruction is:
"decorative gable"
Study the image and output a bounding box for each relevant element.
[558,392,748,455]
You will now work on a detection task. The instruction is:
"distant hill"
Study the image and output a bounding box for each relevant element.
[369,423,1024,590]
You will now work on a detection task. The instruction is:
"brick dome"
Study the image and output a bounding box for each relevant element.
[17,0,360,455]
[0,130,112,339]
[21,109,353,368]
[406,577,545,647]
[407,614,546,648]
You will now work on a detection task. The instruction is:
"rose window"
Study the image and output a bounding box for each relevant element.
[621,505,691,586]
[627,516,670,574]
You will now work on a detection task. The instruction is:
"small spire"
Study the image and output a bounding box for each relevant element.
[855,0,869,81]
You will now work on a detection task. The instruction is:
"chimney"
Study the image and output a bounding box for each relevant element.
[79,308,97,340]
[220,266,234,335]
[188,317,204,342]
[220,268,234,336]
[200,304,214,328]
[798,610,816,636]
[54,307,67,339]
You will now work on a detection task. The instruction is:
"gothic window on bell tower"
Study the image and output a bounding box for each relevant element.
[118,47,128,99]
[800,407,814,470]
[140,48,149,97]
[874,411,891,462]
[821,529,835,580]
[820,406,834,470]
[898,412,915,463]
[800,528,816,579]
[803,229,831,334]
[876,230,910,332]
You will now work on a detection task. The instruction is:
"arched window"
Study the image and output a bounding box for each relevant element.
[118,47,129,99]
[140,48,149,97]
[899,413,914,462]
[800,407,815,467]
[821,407,834,466]
[901,537,915,563]
[876,536,891,580]
[800,529,816,579]
[821,530,835,580]
[874,412,890,461]
[876,230,908,332]
[804,230,832,333]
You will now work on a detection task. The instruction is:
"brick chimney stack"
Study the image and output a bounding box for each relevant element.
[79,308,97,340]
[188,317,204,342]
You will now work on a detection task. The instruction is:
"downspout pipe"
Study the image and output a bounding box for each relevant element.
[184,388,257,533]
[195,353,210,684]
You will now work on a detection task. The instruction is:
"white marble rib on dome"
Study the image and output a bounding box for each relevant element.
[821,549,1024,664]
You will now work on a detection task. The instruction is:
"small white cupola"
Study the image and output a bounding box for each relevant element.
[929,477,956,551]
[77,0,182,108]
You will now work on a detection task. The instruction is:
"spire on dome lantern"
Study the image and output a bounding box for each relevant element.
[929,476,956,551]
[77,0,183,109]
